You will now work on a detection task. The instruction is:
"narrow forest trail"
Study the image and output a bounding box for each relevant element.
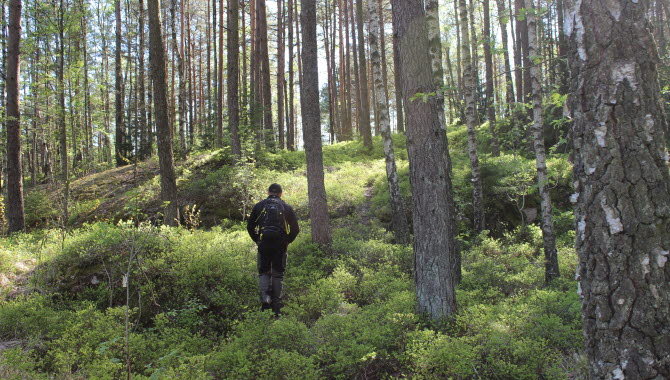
[357,185,375,227]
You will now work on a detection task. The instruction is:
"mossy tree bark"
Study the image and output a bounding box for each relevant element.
[566,0,670,377]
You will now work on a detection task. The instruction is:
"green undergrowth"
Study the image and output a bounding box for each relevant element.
[0,220,583,379]
[371,146,573,237]
[23,137,403,229]
[3,128,584,378]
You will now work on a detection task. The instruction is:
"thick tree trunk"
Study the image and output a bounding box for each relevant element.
[566,0,670,377]
[459,0,485,232]
[301,0,331,246]
[368,0,408,244]
[391,0,457,318]
[227,0,241,157]
[526,0,558,283]
[483,0,501,156]
[148,0,179,226]
[5,0,23,232]
[356,0,372,149]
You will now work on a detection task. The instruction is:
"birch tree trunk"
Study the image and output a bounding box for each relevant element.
[368,0,408,244]
[526,0,559,283]
[169,0,186,154]
[566,0,670,377]
[356,0,372,149]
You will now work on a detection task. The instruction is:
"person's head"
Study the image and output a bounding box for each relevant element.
[268,183,283,197]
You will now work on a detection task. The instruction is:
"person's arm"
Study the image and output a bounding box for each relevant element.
[285,204,300,243]
[247,203,261,243]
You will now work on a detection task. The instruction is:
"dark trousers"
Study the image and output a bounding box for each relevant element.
[257,239,288,310]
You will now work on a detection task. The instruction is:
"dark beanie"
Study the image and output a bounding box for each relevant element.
[269,183,283,194]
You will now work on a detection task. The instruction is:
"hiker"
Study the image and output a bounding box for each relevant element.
[247,183,300,315]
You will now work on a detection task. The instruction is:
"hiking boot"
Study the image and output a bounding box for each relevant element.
[261,294,273,311]
[271,299,283,317]
[259,274,273,311]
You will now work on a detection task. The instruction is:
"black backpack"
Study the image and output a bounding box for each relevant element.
[258,199,287,241]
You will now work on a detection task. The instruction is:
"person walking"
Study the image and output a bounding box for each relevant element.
[247,184,300,315]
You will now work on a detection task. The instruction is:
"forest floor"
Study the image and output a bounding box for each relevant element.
[1,133,585,379]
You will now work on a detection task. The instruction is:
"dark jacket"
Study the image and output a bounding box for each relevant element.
[247,195,300,244]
